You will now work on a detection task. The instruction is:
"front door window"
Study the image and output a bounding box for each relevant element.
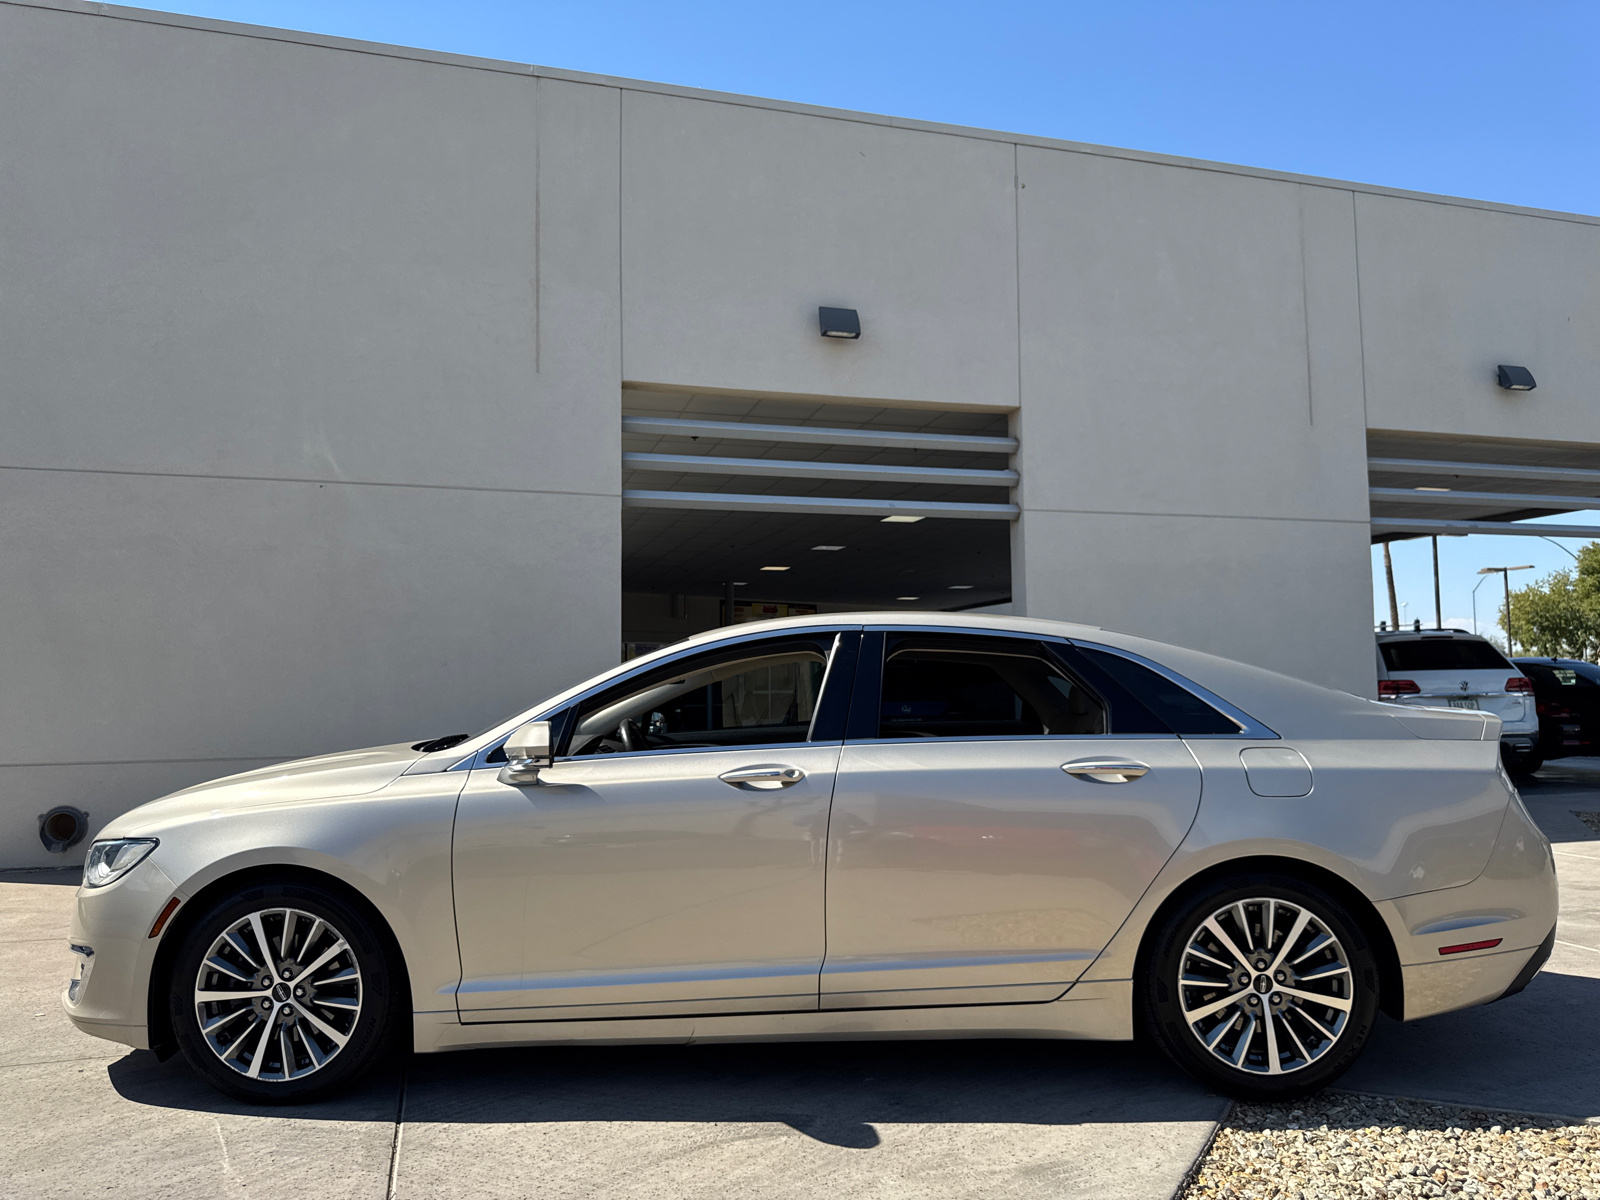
[569,646,827,755]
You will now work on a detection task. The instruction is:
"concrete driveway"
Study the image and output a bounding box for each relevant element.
[4,764,1597,1199]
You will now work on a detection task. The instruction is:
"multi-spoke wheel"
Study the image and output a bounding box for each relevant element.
[170,882,401,1103]
[1139,875,1380,1100]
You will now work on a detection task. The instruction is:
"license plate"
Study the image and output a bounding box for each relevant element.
[1447,698,1479,709]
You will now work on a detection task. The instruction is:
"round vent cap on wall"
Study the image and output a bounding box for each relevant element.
[39,806,90,854]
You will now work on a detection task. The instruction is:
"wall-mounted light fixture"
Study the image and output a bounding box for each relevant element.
[1496,365,1536,391]
[818,307,861,339]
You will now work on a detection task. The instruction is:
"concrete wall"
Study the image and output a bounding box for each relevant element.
[1356,193,1600,442]
[1012,152,1374,693]
[620,92,1020,409]
[0,3,621,866]
[3,0,1596,864]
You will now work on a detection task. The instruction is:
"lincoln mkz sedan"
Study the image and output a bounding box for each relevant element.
[64,615,1557,1102]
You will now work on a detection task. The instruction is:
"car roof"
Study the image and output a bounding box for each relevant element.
[1374,629,1486,642]
[673,610,1105,647]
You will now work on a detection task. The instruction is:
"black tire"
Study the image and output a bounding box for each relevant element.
[1507,753,1543,776]
[1137,873,1380,1101]
[169,879,402,1104]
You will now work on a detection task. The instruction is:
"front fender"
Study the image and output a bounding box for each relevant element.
[142,772,466,1018]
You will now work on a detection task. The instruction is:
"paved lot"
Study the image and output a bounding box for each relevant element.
[4,764,1597,1199]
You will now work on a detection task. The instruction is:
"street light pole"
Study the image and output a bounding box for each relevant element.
[1477,565,1535,654]
[1503,571,1511,653]
[1440,534,1452,630]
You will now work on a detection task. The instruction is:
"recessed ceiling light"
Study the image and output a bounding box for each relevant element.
[812,545,845,551]
[760,566,790,571]
[948,585,973,590]
[1414,486,1452,492]
[731,582,747,586]
[881,515,925,524]
[896,596,920,601]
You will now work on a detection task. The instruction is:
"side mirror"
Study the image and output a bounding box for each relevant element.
[497,720,553,786]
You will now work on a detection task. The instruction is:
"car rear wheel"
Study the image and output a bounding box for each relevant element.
[1138,875,1380,1100]
[169,880,401,1103]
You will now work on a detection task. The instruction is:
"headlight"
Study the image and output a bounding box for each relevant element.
[82,839,158,888]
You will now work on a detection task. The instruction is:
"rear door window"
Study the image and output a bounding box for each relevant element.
[877,635,1107,738]
[1379,639,1514,673]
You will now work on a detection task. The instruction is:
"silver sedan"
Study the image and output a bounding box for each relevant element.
[63,614,1557,1103]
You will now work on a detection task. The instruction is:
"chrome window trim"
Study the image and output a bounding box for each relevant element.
[1067,639,1280,740]
[469,739,840,770]
[451,626,855,771]
[850,732,1183,747]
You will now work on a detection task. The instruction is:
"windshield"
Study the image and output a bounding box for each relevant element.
[1380,639,1514,673]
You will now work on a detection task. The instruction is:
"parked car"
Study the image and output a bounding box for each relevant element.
[1512,657,1600,765]
[65,615,1555,1105]
[1375,630,1541,772]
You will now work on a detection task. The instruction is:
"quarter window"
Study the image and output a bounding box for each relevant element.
[1077,647,1241,735]
[877,636,1107,738]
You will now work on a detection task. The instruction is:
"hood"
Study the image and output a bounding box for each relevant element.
[100,742,424,837]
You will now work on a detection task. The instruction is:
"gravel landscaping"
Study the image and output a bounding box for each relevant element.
[1183,1093,1600,1199]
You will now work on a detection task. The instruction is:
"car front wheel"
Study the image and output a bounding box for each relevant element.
[169,880,401,1103]
[1139,875,1380,1100]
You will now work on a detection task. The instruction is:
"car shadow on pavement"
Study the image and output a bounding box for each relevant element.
[1340,969,1600,1120]
[105,964,1600,1136]
[107,1037,1224,1145]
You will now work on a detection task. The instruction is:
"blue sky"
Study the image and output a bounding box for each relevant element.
[1375,518,1597,650]
[148,1,1600,635]
[146,1,1598,217]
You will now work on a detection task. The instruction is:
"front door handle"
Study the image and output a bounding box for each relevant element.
[1062,758,1150,784]
[719,765,806,790]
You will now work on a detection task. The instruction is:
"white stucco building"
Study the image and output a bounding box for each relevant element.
[5,0,1599,865]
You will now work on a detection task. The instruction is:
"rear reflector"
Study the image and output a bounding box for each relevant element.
[1379,679,1421,697]
[1507,677,1534,693]
[1439,938,1502,955]
[148,896,182,939]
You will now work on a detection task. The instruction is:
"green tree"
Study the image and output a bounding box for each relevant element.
[1499,543,1600,659]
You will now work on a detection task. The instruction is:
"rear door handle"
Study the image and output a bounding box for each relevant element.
[719,765,806,790]
[1062,758,1149,783]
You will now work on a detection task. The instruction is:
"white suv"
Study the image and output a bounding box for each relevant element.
[1375,630,1540,771]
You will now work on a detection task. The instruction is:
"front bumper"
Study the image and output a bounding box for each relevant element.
[60,857,184,1051]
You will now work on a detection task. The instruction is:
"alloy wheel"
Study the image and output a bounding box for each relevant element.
[1176,897,1352,1076]
[192,907,363,1081]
